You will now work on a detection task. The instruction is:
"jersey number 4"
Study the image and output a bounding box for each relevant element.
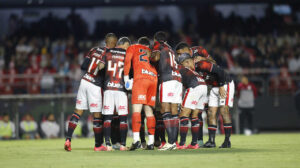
[108,60,124,78]
[139,49,148,62]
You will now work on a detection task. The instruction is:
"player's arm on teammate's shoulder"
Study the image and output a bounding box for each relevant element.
[150,50,160,62]
[97,52,106,70]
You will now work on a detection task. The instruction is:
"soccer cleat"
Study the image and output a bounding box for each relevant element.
[177,144,187,150]
[219,141,231,148]
[145,144,154,150]
[187,144,199,149]
[129,141,141,151]
[203,141,216,148]
[176,141,180,148]
[141,142,147,149]
[158,141,166,149]
[106,145,114,151]
[154,140,161,147]
[158,143,176,151]
[197,140,204,147]
[94,145,107,151]
[64,139,71,151]
[120,145,128,151]
[112,143,121,150]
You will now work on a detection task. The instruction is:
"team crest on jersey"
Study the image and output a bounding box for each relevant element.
[90,103,98,107]
[138,95,146,100]
[151,96,156,101]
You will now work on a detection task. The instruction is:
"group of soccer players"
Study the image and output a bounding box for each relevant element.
[64,31,235,151]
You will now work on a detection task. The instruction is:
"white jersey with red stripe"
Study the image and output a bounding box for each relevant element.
[208,80,235,107]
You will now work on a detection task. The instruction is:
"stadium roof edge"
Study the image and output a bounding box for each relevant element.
[0,0,300,8]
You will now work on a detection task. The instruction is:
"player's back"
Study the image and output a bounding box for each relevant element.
[102,47,126,91]
[178,65,205,89]
[125,44,157,81]
[153,42,181,83]
[82,47,104,86]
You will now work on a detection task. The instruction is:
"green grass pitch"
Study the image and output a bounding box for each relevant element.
[0,133,300,168]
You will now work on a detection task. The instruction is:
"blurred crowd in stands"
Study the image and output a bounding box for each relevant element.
[0,112,97,140]
[0,6,299,95]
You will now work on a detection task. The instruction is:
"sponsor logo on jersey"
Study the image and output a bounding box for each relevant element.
[196,77,205,82]
[112,55,125,60]
[83,74,96,82]
[172,71,182,78]
[93,53,101,57]
[151,96,156,101]
[111,50,126,55]
[119,106,126,110]
[142,69,156,77]
[90,103,98,107]
[107,82,123,88]
[76,100,81,104]
[104,106,110,109]
[168,92,174,97]
[138,95,146,100]
[191,101,198,105]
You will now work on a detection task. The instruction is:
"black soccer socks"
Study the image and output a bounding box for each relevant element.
[162,112,173,144]
[191,118,199,146]
[104,115,113,146]
[208,125,217,143]
[66,112,81,141]
[224,123,232,141]
[93,117,103,147]
[179,117,189,146]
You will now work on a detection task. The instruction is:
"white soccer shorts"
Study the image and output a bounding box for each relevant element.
[75,79,102,113]
[182,85,207,110]
[102,90,128,115]
[159,80,183,104]
[209,80,235,107]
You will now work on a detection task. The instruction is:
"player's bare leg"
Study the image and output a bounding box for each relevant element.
[93,112,106,151]
[187,109,200,149]
[64,109,84,151]
[178,107,192,149]
[219,106,232,148]
[203,106,218,148]
[143,105,156,150]
[130,104,143,151]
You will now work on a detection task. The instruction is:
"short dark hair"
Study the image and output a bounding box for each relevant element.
[154,31,167,42]
[137,36,150,47]
[117,37,131,46]
[105,33,117,43]
[175,42,189,51]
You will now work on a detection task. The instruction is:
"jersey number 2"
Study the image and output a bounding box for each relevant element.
[139,49,148,62]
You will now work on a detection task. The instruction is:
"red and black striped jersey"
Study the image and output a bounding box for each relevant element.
[100,47,126,92]
[82,47,106,86]
[195,60,231,87]
[152,41,181,83]
[178,65,205,89]
[191,46,209,58]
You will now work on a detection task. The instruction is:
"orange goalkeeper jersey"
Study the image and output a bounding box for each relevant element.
[124,44,157,81]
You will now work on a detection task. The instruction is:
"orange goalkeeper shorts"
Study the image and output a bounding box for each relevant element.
[131,78,157,107]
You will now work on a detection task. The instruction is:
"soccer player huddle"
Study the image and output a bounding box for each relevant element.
[64,31,235,151]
